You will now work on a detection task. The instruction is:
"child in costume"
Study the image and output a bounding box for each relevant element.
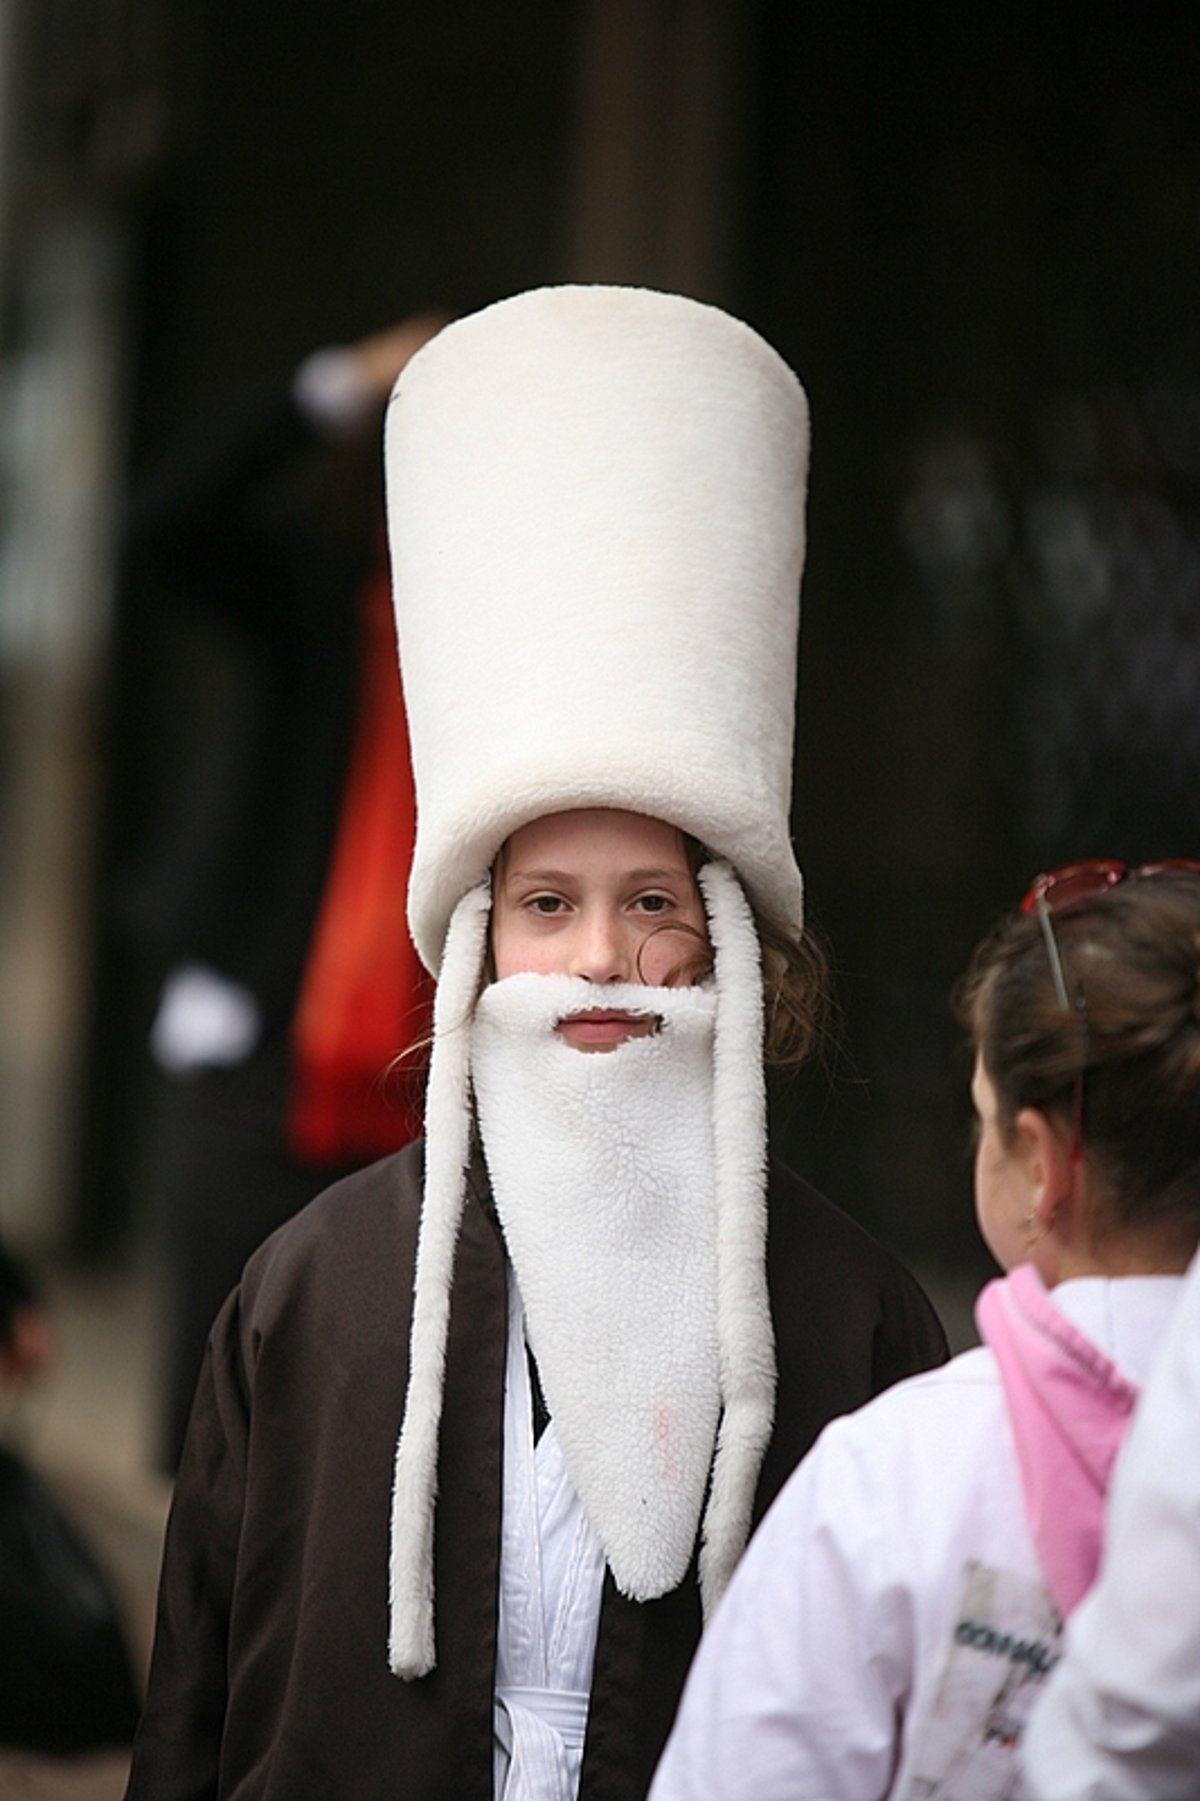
[650,861,1200,1801]
[126,286,947,1801]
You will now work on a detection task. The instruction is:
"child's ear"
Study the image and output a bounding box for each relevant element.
[1013,1105,1076,1232]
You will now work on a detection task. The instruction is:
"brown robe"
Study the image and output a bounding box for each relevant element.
[127,1141,947,1800]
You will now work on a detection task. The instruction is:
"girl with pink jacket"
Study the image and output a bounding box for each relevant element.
[651,861,1200,1801]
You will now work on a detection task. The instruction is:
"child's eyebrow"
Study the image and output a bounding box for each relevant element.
[621,868,691,886]
[504,866,688,887]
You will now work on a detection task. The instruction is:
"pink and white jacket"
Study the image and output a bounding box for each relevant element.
[651,1269,1184,1801]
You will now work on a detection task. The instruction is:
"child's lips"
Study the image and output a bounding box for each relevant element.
[555,1008,659,1050]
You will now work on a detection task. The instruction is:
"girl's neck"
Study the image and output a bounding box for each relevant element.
[1039,1225,1197,1287]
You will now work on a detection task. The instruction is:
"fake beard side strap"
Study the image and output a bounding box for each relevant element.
[695,859,775,1623]
[388,879,491,1680]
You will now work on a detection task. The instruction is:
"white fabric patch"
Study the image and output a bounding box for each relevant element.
[900,1560,1061,1798]
[472,973,720,1601]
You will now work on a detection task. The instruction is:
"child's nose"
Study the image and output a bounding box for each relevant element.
[570,912,632,984]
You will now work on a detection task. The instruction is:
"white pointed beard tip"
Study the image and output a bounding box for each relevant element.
[611,1546,695,1605]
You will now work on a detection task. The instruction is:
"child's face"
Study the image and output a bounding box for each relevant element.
[491,808,710,1051]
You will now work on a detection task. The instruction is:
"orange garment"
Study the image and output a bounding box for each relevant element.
[287,552,431,1162]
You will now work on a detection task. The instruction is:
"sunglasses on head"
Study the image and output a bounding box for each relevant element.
[1017,859,1200,1159]
[1021,859,1200,928]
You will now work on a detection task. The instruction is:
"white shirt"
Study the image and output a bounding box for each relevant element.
[493,1273,606,1801]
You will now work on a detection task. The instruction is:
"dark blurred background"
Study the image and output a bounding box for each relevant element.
[3,0,1199,1300]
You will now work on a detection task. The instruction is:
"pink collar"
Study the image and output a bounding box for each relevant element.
[975,1264,1139,1618]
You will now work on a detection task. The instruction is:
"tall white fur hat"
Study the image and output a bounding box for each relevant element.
[385,284,809,973]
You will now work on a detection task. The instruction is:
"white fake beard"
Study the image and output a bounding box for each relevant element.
[471,972,720,1602]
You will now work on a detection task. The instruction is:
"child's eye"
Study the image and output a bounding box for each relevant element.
[634,893,673,915]
[526,894,568,916]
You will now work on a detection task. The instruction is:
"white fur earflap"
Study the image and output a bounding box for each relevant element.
[695,860,776,1619]
[388,880,492,1678]
[385,286,809,972]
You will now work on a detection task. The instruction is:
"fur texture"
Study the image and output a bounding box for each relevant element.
[385,286,809,971]
[695,861,775,1619]
[473,974,721,1601]
[388,881,492,1678]
[384,285,803,1679]
[387,863,776,1674]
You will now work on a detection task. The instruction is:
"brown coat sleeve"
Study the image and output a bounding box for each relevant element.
[126,1288,249,1800]
[126,1143,509,1801]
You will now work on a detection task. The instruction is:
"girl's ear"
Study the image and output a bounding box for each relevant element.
[1013,1105,1077,1236]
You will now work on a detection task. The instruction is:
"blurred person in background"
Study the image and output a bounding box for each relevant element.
[118,313,445,1467]
[0,1242,53,1387]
